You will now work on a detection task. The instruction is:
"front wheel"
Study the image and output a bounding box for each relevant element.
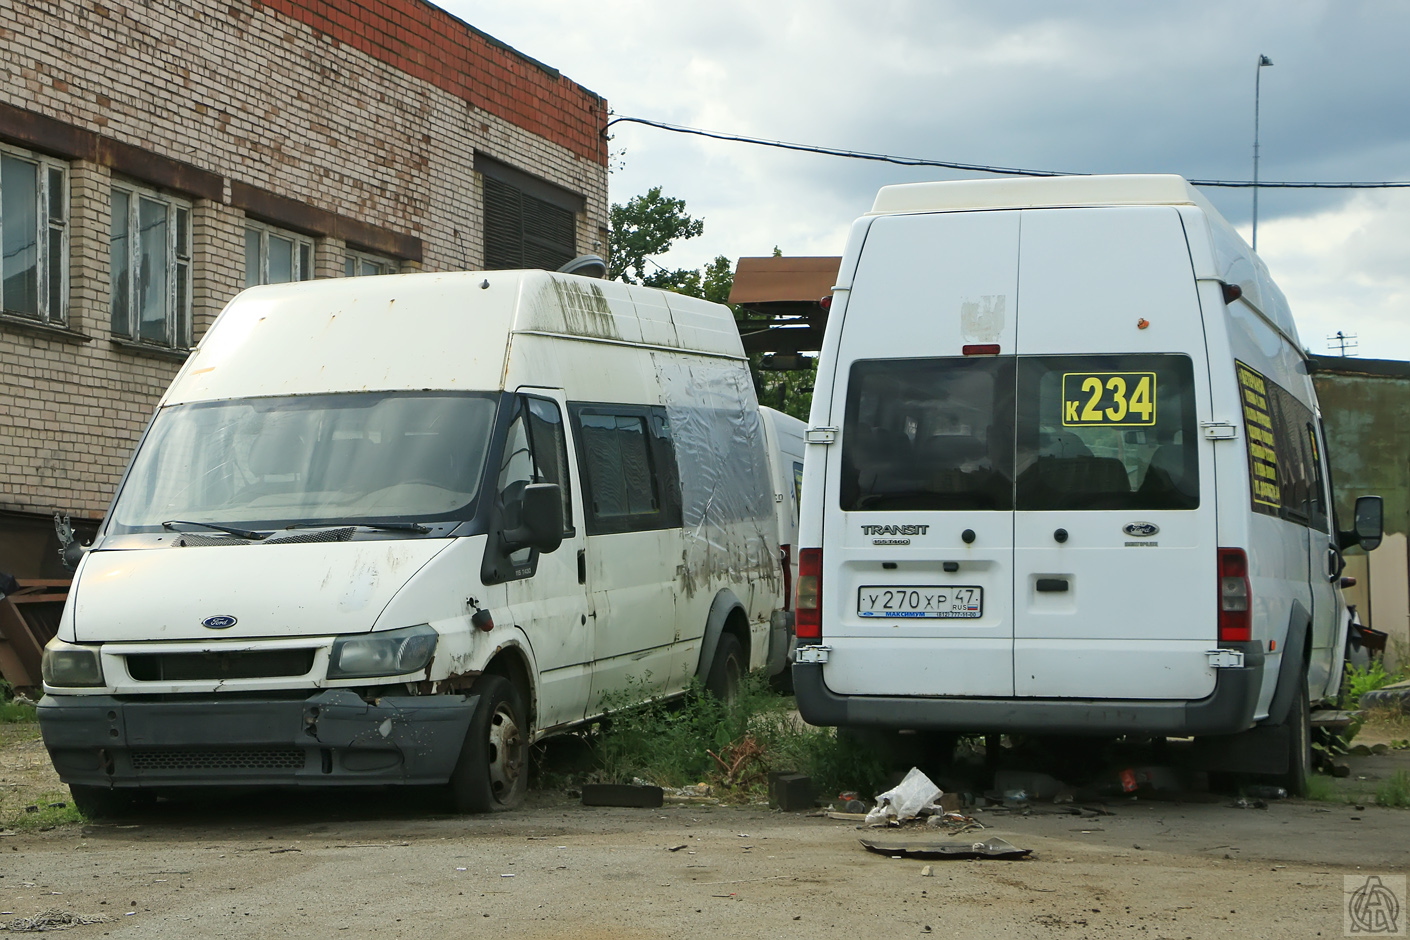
[447,674,528,813]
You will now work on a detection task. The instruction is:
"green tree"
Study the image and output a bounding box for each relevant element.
[608,186,704,285]
[607,188,814,421]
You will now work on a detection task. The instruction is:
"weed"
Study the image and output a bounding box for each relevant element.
[1341,661,1405,709]
[1376,770,1410,808]
[1302,773,1342,803]
[580,673,888,801]
[4,791,82,831]
[0,701,37,723]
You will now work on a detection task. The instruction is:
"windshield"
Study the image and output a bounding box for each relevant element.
[110,392,498,533]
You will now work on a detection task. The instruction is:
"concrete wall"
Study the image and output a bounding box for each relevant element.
[0,0,608,575]
[1312,356,1410,668]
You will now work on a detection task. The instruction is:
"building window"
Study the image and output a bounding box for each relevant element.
[344,249,397,277]
[475,152,583,272]
[0,146,67,325]
[110,183,192,348]
[245,223,314,287]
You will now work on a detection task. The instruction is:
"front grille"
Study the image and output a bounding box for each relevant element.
[126,649,316,681]
[131,747,305,772]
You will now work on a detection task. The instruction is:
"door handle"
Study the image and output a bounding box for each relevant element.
[1036,578,1069,593]
[577,548,587,584]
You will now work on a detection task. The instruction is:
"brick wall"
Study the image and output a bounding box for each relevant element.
[0,0,609,564]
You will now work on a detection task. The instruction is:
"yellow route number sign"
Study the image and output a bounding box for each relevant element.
[1060,372,1157,426]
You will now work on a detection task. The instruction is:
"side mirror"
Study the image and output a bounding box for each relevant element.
[1354,495,1383,552]
[502,483,564,555]
[62,540,88,569]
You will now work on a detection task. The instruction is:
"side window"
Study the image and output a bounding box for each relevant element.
[245,222,315,287]
[110,182,192,348]
[344,249,397,277]
[571,404,680,535]
[0,148,67,326]
[1236,361,1327,530]
[525,397,573,533]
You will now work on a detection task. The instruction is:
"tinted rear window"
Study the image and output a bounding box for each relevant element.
[841,354,1198,512]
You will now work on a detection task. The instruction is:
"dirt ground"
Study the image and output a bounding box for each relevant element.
[3,719,1408,939]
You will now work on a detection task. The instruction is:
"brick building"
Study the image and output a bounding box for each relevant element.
[0,0,609,576]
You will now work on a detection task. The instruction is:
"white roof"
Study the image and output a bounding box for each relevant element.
[165,270,745,406]
[870,174,1219,215]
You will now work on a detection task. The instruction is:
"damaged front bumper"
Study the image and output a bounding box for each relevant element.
[38,689,478,790]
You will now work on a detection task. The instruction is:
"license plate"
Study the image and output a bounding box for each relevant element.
[857,586,983,619]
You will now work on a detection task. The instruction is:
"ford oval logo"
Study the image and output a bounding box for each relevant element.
[202,615,237,630]
[1123,522,1159,538]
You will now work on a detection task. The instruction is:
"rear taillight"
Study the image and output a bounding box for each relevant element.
[1218,548,1251,642]
[780,544,793,611]
[796,548,822,640]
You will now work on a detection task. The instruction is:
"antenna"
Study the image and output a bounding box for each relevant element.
[1327,331,1359,357]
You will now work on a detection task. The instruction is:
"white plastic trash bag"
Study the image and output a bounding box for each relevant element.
[865,767,943,826]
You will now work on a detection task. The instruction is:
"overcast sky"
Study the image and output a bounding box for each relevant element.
[440,1,1410,361]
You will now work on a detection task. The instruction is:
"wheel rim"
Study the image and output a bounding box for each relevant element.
[486,701,524,803]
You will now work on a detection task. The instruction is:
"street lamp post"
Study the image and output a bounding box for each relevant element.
[1252,54,1274,252]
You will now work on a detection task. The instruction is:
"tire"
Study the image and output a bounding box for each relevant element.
[447,674,528,813]
[704,633,744,704]
[69,784,140,820]
[1277,669,1312,797]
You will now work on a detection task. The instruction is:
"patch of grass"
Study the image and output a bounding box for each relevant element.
[580,674,888,802]
[4,790,82,831]
[0,700,37,723]
[1376,770,1410,808]
[1303,772,1343,803]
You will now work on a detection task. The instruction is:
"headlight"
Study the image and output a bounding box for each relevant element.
[327,624,438,679]
[41,640,105,688]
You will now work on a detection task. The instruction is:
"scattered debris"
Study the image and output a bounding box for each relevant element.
[0,909,111,932]
[667,845,688,852]
[920,865,933,877]
[859,836,1032,860]
[865,767,944,826]
[768,772,814,812]
[1230,799,1268,810]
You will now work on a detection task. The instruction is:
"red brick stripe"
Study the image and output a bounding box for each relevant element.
[253,0,607,165]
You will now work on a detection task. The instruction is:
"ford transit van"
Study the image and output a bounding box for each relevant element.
[792,175,1383,792]
[39,270,780,815]
[759,405,806,683]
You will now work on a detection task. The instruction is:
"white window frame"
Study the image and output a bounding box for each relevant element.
[245,221,315,287]
[344,248,398,277]
[110,181,192,349]
[0,143,68,326]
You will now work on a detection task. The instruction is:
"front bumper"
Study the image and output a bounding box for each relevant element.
[38,689,477,789]
[792,648,1264,737]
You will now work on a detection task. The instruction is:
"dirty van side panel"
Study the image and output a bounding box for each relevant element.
[1010,206,1218,699]
[1219,301,1318,720]
[821,210,1020,698]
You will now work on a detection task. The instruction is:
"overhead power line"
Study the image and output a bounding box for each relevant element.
[605,116,1410,189]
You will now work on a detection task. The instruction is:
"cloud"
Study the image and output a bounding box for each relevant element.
[440,0,1410,358]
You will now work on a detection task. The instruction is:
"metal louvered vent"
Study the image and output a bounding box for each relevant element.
[131,748,305,772]
[483,176,575,271]
[264,527,355,545]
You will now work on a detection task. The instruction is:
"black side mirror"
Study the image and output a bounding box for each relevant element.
[1354,495,1383,552]
[503,483,564,555]
[62,540,88,569]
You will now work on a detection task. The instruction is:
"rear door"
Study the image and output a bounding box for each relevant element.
[823,210,1019,698]
[1010,207,1218,699]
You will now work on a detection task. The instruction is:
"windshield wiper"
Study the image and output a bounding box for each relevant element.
[285,521,431,534]
[163,520,268,540]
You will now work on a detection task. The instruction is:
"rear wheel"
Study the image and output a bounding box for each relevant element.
[705,634,744,704]
[447,674,528,813]
[1277,670,1312,797]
